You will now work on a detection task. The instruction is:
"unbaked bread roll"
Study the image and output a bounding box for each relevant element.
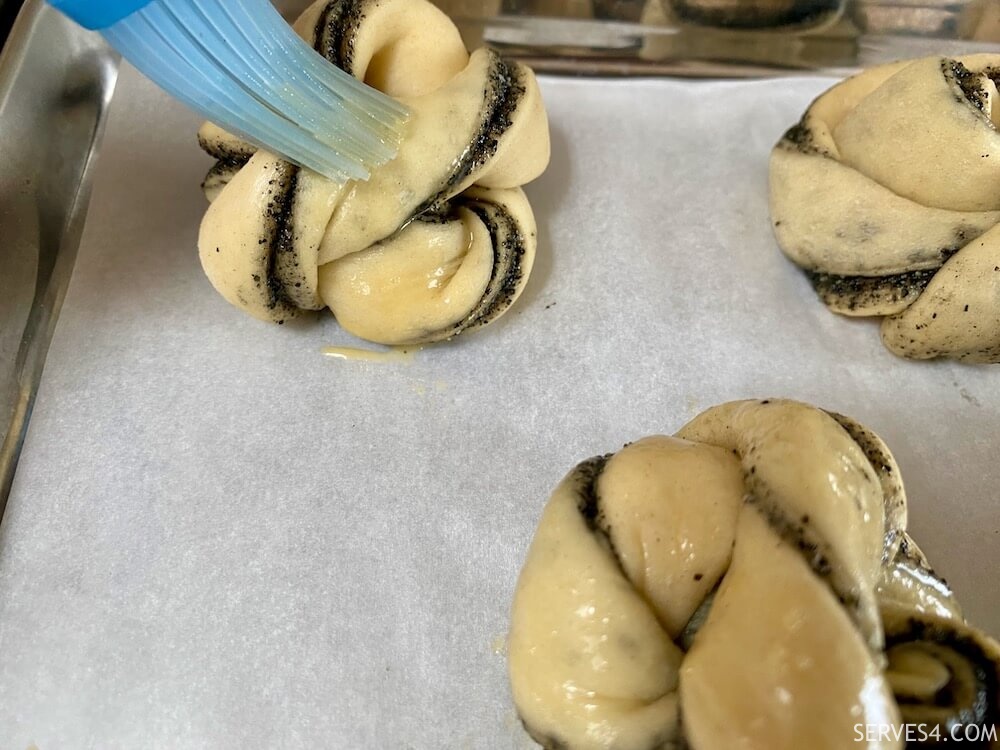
[509,399,1000,749]
[198,0,550,345]
[770,55,1000,363]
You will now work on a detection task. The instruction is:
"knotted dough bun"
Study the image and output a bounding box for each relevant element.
[509,399,1000,749]
[770,56,1000,362]
[197,0,550,345]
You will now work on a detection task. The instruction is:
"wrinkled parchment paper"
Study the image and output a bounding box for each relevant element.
[1,66,997,749]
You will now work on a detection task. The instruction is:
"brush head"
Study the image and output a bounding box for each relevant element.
[58,0,409,182]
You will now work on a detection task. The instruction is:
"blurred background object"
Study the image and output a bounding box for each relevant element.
[427,0,998,74]
[32,0,992,72]
[1,0,26,47]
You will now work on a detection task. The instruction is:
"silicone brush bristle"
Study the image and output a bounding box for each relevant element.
[103,0,408,182]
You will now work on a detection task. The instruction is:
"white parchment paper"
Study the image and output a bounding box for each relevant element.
[1,66,998,749]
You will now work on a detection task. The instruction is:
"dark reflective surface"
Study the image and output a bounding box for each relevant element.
[667,0,842,28]
[0,0,25,49]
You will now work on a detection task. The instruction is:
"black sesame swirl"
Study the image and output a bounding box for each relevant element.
[442,194,532,336]
[262,163,300,318]
[572,454,611,532]
[312,0,369,74]
[417,52,528,216]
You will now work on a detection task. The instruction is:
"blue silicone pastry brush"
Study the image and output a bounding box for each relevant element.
[49,0,409,181]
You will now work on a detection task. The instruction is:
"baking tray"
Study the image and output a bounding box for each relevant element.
[0,1,118,513]
[0,1,998,748]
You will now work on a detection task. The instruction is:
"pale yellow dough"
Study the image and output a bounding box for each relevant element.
[197,0,550,346]
[508,399,1000,750]
[770,55,1000,362]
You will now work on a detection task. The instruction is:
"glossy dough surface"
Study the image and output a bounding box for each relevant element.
[197,0,550,345]
[508,399,1000,749]
[770,55,1000,362]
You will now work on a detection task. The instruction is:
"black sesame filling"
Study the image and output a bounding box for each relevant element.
[778,120,832,158]
[947,59,1000,120]
[826,413,894,481]
[451,54,526,189]
[416,51,527,217]
[574,454,611,533]
[201,161,242,194]
[743,494,863,618]
[261,164,300,313]
[197,132,256,166]
[461,202,527,328]
[825,411,908,559]
[313,0,369,74]
[806,267,941,312]
[427,198,530,342]
[677,588,717,652]
[571,452,632,578]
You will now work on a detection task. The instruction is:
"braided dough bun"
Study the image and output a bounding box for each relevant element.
[197,0,550,345]
[770,56,1000,363]
[509,399,1000,750]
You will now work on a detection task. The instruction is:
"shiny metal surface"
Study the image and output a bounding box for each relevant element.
[0,1,118,512]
